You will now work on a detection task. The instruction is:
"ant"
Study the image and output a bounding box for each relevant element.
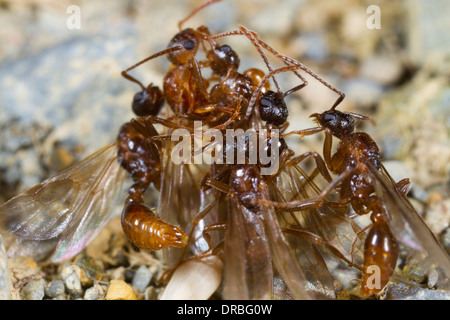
[121,0,258,129]
[253,64,450,296]
[161,84,361,299]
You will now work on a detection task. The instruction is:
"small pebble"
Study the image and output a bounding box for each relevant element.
[45,280,65,298]
[427,269,439,288]
[360,54,403,86]
[342,77,384,110]
[144,286,159,301]
[61,263,83,299]
[84,286,100,300]
[402,265,426,284]
[383,283,450,300]
[131,265,153,293]
[21,279,46,300]
[105,280,137,300]
[440,228,450,253]
[8,256,38,279]
[74,254,104,281]
[0,234,11,300]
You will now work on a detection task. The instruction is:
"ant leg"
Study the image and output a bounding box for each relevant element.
[188,58,211,102]
[136,115,193,132]
[178,194,222,261]
[178,0,222,30]
[235,26,281,93]
[237,25,310,89]
[202,222,227,251]
[396,178,411,196]
[317,168,353,200]
[121,46,183,89]
[211,97,243,130]
[349,223,372,265]
[206,178,230,194]
[258,196,325,212]
[247,64,311,117]
[282,228,362,271]
[282,123,335,173]
[281,126,325,139]
[209,27,308,89]
[254,36,345,110]
[286,152,333,183]
[215,26,344,109]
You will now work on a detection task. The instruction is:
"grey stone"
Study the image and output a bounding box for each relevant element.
[0,234,11,300]
[406,0,450,65]
[342,77,384,110]
[84,286,100,300]
[383,283,450,300]
[131,265,153,293]
[45,280,65,298]
[61,263,83,298]
[144,286,159,300]
[21,279,46,300]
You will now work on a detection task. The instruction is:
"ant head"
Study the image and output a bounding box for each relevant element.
[167,28,201,65]
[310,109,355,138]
[132,84,165,117]
[207,44,240,76]
[258,90,288,126]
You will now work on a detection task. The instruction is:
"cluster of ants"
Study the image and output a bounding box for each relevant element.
[1,0,450,300]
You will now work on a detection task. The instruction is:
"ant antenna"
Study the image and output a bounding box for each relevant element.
[178,0,223,30]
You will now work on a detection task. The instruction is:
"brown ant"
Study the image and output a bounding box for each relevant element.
[253,64,450,296]
[162,92,362,299]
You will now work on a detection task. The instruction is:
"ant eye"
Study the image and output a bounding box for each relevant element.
[219,45,232,53]
[183,40,196,50]
[321,112,335,123]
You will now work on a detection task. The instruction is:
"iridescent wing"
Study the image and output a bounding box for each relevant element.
[0,143,126,262]
[368,162,450,290]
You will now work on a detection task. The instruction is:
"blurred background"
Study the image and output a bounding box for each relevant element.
[0,0,449,299]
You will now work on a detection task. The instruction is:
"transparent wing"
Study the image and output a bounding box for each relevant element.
[222,194,273,300]
[158,140,213,266]
[270,164,361,299]
[368,162,450,290]
[260,187,319,300]
[0,143,126,262]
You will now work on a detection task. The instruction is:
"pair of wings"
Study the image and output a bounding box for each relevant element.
[1,139,449,298]
[220,161,344,300]
[220,157,450,299]
[0,143,126,262]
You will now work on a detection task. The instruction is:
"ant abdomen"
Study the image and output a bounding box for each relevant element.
[132,84,165,117]
[243,68,271,93]
[361,221,398,296]
[122,199,188,250]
